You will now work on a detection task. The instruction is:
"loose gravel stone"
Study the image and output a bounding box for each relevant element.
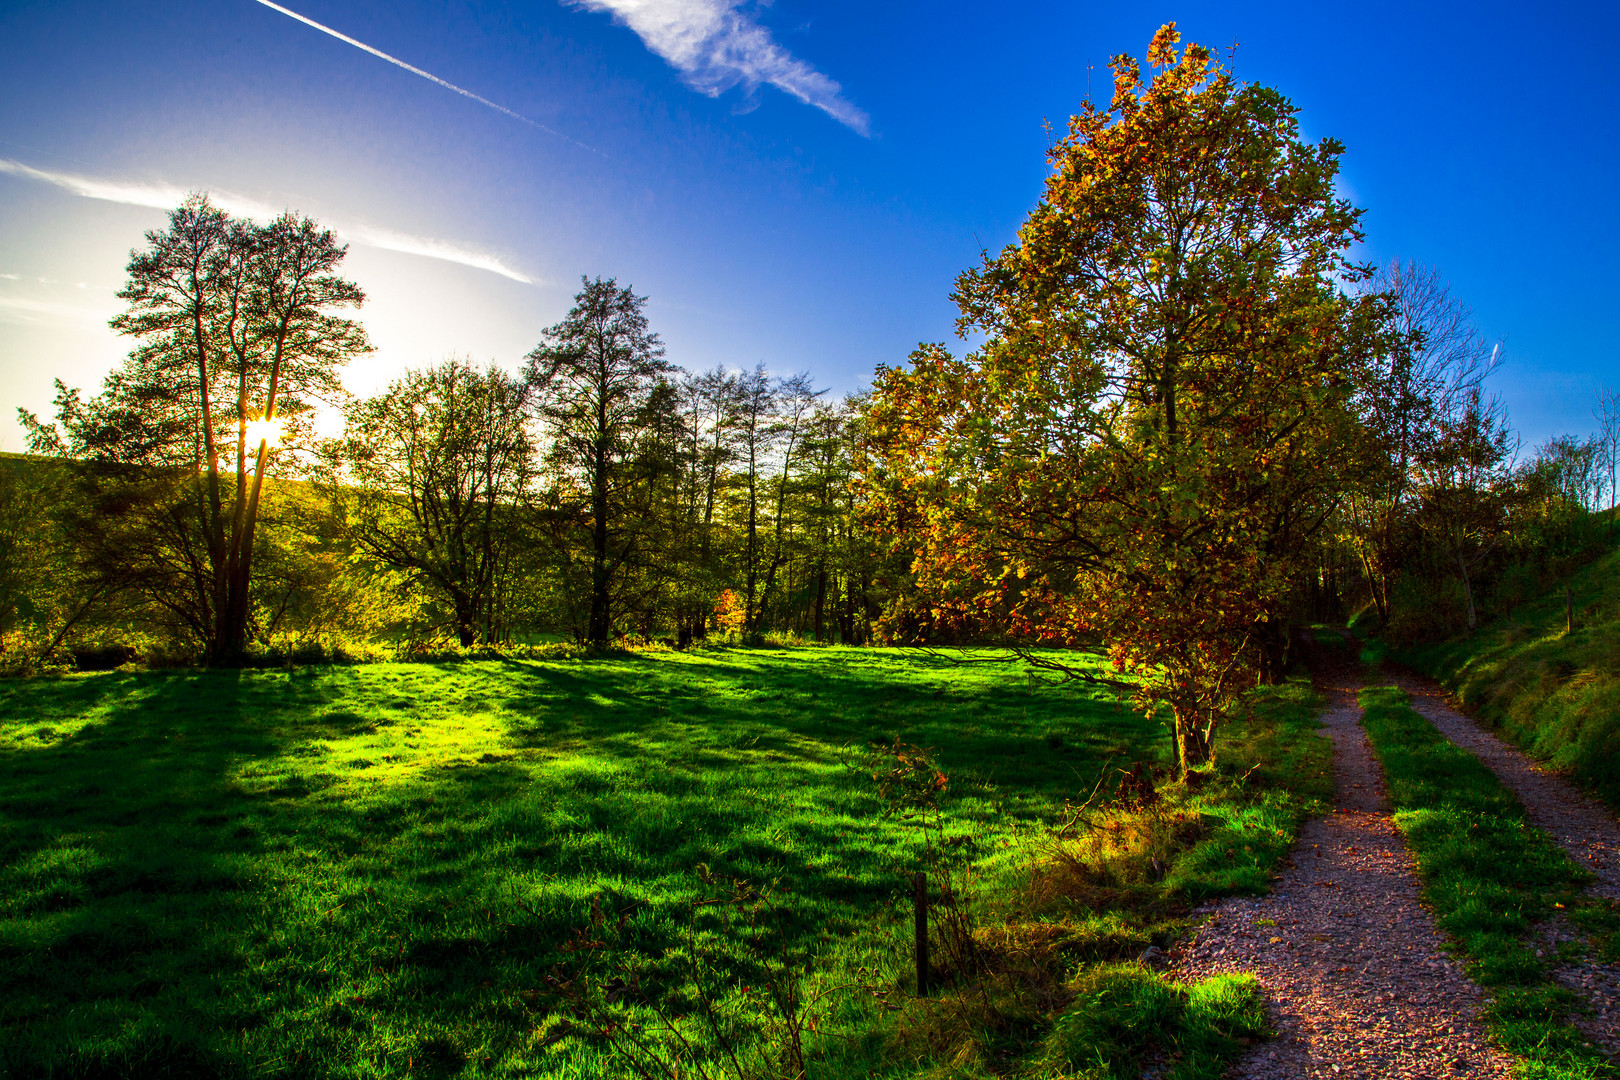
[1386,669,1620,1057]
[1169,660,1515,1078]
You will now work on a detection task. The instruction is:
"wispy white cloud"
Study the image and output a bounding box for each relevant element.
[569,0,869,134]
[0,293,119,327]
[344,225,535,284]
[0,158,534,284]
[0,159,293,224]
[0,159,193,212]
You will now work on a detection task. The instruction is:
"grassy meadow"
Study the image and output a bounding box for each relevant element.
[0,647,1329,1078]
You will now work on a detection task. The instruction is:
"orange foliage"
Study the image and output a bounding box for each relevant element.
[861,25,1387,772]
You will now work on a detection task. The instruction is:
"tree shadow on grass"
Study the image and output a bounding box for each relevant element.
[0,651,1162,1079]
[1,669,277,1076]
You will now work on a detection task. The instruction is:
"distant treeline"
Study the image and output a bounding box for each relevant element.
[2,198,891,665]
[1,195,1616,676]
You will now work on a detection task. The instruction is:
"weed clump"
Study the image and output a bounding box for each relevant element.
[1031,767,1209,914]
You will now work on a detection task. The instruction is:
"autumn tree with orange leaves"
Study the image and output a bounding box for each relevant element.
[862,25,1387,774]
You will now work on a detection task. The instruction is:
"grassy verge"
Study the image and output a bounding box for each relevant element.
[861,678,1334,1079]
[1399,545,1620,811]
[1358,685,1620,1080]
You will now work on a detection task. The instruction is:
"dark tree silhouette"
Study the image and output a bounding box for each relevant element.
[526,277,672,647]
[20,194,368,662]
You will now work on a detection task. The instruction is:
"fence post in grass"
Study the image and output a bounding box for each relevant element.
[913,870,929,997]
[1566,585,1575,636]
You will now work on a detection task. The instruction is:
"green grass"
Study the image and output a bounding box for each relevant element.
[1358,685,1620,1080]
[1033,967,1268,1080]
[872,678,1333,1078]
[0,648,1330,1079]
[1399,544,1620,810]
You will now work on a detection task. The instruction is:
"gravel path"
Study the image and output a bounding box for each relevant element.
[1167,662,1515,1079]
[1384,668,1620,1055]
[1385,669,1620,899]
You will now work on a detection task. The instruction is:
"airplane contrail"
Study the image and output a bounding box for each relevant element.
[249,0,602,156]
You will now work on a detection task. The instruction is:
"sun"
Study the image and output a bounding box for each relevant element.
[244,417,284,449]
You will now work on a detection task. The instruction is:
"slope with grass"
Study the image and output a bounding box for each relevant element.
[1399,544,1620,810]
[0,647,1330,1079]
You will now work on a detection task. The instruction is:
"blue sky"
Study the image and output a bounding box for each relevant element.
[0,0,1613,452]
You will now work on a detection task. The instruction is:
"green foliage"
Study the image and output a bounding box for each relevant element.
[1035,967,1269,1080]
[1357,685,1618,1078]
[525,276,674,648]
[0,453,82,672]
[323,359,540,647]
[1400,543,1620,809]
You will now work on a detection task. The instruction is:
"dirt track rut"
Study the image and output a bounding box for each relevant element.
[1387,668,1620,1055]
[1167,666,1514,1078]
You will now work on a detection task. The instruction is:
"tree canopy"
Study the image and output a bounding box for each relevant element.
[863,25,1386,771]
[20,195,369,662]
[525,277,675,648]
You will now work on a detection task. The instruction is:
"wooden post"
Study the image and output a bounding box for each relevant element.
[1566,585,1575,636]
[913,871,929,997]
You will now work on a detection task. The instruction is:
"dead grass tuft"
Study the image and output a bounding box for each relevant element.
[1031,804,1209,912]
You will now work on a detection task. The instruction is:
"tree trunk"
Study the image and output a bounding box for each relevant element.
[1256,617,1290,686]
[1456,549,1477,632]
[589,438,611,647]
[813,563,827,641]
[1174,712,1213,776]
[744,453,760,633]
[1357,549,1389,631]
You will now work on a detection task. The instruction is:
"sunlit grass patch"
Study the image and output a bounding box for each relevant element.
[0,647,1155,1077]
[1034,966,1269,1080]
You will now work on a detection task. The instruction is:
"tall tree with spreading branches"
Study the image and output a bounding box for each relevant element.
[324,360,537,647]
[863,25,1385,773]
[1342,261,1499,631]
[526,277,673,647]
[20,195,368,662]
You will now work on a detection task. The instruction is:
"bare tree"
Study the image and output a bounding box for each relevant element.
[1347,260,1501,629]
[753,373,826,630]
[733,364,775,630]
[1415,390,1516,631]
[685,366,741,563]
[1596,385,1620,533]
